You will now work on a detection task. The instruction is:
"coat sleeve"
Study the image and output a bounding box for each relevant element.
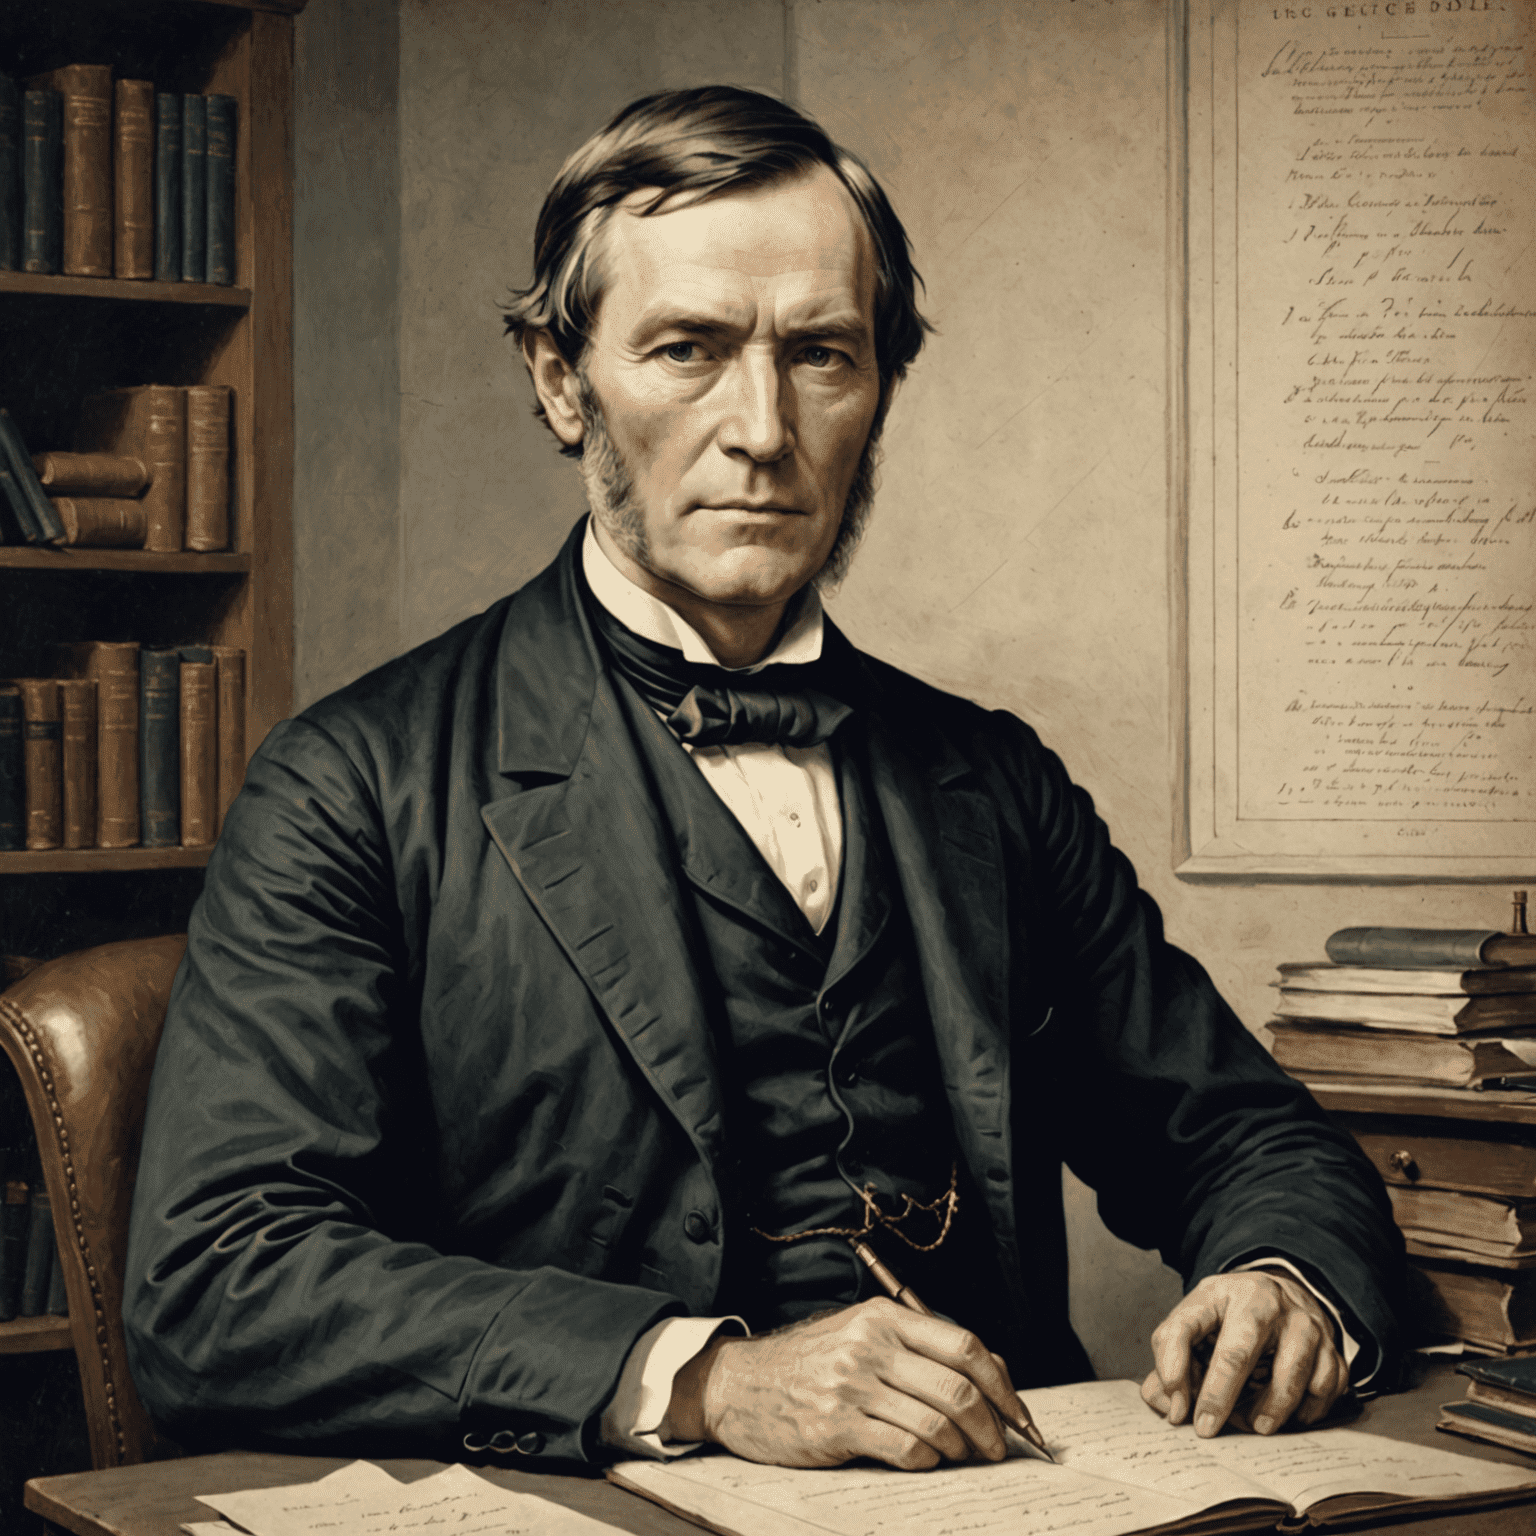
[123,716,683,1462]
[988,714,1409,1387]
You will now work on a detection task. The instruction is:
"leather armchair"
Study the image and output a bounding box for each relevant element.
[0,935,187,1469]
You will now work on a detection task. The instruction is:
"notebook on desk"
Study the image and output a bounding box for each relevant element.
[608,1379,1536,1536]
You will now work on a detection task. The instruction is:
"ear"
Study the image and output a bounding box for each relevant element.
[523,330,586,449]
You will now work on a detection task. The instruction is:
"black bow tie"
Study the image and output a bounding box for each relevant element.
[587,590,854,749]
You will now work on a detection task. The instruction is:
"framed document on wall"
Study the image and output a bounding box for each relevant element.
[1176,0,1536,880]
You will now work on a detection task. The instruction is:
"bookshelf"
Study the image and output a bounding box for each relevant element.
[0,0,295,890]
[0,0,301,1488]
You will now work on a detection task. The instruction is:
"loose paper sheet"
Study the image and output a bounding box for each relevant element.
[197,1460,618,1536]
[1182,0,1536,876]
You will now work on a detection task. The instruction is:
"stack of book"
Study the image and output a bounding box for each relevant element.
[0,641,245,853]
[0,384,231,551]
[1440,1356,1536,1455]
[0,68,236,284]
[0,1069,66,1325]
[1268,915,1536,1354]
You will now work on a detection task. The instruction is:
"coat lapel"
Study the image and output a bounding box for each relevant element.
[857,669,1017,1250]
[480,525,727,1179]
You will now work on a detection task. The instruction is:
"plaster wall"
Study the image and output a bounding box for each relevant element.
[290,0,1513,1383]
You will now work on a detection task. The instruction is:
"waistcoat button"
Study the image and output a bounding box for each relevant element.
[684,1210,713,1243]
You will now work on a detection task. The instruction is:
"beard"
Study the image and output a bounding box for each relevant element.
[574,371,881,594]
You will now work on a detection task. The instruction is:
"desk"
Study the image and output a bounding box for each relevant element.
[25,1359,1536,1536]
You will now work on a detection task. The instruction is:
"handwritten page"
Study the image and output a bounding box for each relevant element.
[612,1379,1536,1536]
[1022,1378,1536,1515]
[1182,0,1535,876]
[197,1460,619,1536]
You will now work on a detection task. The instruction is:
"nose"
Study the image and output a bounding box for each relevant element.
[716,351,794,464]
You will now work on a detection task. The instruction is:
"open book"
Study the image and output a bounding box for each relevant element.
[609,1379,1536,1536]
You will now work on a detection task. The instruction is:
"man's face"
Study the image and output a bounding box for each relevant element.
[575,166,884,610]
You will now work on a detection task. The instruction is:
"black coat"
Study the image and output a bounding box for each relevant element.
[123,520,1407,1465]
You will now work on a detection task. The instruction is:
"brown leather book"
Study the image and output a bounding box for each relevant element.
[15,678,62,850]
[113,79,154,279]
[32,452,148,496]
[51,497,147,548]
[49,641,139,847]
[25,65,113,278]
[179,660,217,847]
[76,386,186,551]
[185,385,231,550]
[208,645,245,832]
[58,678,98,850]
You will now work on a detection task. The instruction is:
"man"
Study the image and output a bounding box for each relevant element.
[124,87,1406,1472]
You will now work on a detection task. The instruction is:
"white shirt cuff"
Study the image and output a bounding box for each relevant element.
[599,1315,749,1459]
[1229,1256,1373,1388]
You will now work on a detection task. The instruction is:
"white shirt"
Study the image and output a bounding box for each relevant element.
[581,521,1365,1456]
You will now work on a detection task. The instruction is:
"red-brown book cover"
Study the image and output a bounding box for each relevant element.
[25,65,112,278]
[58,677,97,850]
[113,78,154,279]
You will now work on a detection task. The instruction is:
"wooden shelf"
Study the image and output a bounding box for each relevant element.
[0,848,212,874]
[0,549,248,574]
[0,272,250,308]
[0,1314,72,1355]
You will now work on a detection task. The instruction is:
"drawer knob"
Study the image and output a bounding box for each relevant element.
[1388,1149,1419,1181]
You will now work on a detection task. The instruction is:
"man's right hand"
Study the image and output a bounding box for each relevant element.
[664,1298,1023,1469]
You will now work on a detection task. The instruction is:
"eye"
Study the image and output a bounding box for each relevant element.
[663,341,699,363]
[801,346,836,368]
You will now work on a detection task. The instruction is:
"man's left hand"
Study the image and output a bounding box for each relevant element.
[1140,1269,1348,1438]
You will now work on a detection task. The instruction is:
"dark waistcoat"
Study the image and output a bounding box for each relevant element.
[612,679,1018,1351]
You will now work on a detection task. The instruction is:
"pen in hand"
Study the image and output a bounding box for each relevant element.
[847,1236,1055,1463]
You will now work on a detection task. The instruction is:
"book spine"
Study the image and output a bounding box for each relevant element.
[45,1232,67,1316]
[18,678,61,851]
[153,93,181,283]
[0,688,22,851]
[20,1186,51,1317]
[180,94,205,283]
[141,386,187,551]
[56,66,114,279]
[33,451,147,496]
[59,678,97,850]
[0,409,66,544]
[53,496,148,547]
[139,649,180,846]
[204,94,236,286]
[21,90,61,275]
[87,642,140,847]
[113,79,153,279]
[185,385,231,549]
[0,75,19,271]
[179,661,217,847]
[210,646,245,833]
[1326,928,1499,969]
[0,444,43,544]
[0,1181,27,1322]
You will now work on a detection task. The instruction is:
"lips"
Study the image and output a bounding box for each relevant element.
[695,503,804,514]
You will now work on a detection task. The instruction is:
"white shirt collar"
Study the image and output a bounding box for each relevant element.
[581,516,825,674]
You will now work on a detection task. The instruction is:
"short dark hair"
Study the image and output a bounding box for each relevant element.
[504,86,932,394]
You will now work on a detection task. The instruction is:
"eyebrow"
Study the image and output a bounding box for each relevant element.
[629,307,873,350]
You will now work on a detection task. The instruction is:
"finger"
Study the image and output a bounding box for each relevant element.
[861,1383,973,1464]
[1192,1316,1273,1437]
[1141,1367,1173,1416]
[854,1415,943,1471]
[1248,1312,1325,1435]
[1294,1346,1349,1426]
[878,1352,1008,1462]
[1151,1294,1223,1426]
[886,1311,1031,1440]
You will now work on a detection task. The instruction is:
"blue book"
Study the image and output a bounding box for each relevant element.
[140,647,181,846]
[0,441,43,543]
[205,94,236,285]
[0,409,65,544]
[180,93,205,283]
[0,75,19,270]
[0,688,23,849]
[154,93,181,283]
[19,1184,52,1317]
[21,89,60,274]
